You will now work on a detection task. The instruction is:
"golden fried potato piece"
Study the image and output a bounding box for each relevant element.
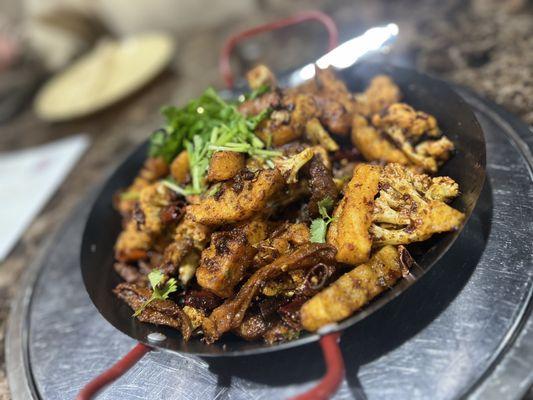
[196,219,269,297]
[170,150,189,184]
[353,75,401,116]
[187,168,285,226]
[351,114,409,165]
[115,220,151,262]
[206,151,245,182]
[257,94,318,146]
[301,245,404,331]
[371,164,464,245]
[327,164,381,265]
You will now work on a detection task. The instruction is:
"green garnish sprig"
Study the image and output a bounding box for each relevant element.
[133,269,178,317]
[310,197,336,243]
[149,88,279,196]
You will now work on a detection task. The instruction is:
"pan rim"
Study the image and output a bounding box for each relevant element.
[80,61,486,357]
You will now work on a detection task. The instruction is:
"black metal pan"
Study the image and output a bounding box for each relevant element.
[80,61,486,359]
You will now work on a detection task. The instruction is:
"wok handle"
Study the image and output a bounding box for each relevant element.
[290,331,345,400]
[76,342,152,400]
[220,10,339,88]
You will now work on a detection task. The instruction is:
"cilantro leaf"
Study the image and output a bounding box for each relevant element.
[310,196,336,243]
[248,84,270,100]
[161,178,195,196]
[317,197,334,219]
[310,218,328,243]
[148,87,278,195]
[133,270,178,317]
[148,269,164,289]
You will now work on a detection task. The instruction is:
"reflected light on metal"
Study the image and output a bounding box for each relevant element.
[291,23,399,84]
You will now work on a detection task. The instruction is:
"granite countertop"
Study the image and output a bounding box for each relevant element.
[0,0,531,398]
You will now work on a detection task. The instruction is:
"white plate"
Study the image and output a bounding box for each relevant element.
[34,33,174,121]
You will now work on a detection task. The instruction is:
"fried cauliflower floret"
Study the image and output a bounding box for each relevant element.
[186,168,285,226]
[353,75,401,116]
[255,68,354,142]
[415,136,455,164]
[372,103,440,139]
[327,163,464,263]
[370,163,464,245]
[370,103,454,173]
[115,220,151,262]
[137,183,174,236]
[351,114,409,165]
[246,64,277,90]
[178,250,200,285]
[314,67,352,100]
[305,118,339,151]
[327,164,381,265]
[274,148,314,184]
[162,214,211,277]
[301,245,406,331]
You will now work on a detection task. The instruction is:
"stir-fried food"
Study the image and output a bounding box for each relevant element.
[112,65,465,344]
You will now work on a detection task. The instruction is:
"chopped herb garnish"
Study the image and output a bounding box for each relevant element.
[310,197,336,243]
[206,183,222,197]
[149,88,279,195]
[133,270,178,317]
[248,84,271,101]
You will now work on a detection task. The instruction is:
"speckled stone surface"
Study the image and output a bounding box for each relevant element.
[0,1,531,398]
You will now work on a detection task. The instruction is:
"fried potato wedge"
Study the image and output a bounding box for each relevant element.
[327,163,381,265]
[300,245,404,331]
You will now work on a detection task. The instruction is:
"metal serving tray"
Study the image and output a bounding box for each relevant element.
[6,87,533,400]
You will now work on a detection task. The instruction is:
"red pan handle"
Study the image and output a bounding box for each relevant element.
[76,343,152,400]
[290,332,345,400]
[76,334,344,400]
[220,10,339,88]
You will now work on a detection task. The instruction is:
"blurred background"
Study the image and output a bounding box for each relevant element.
[0,0,531,398]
